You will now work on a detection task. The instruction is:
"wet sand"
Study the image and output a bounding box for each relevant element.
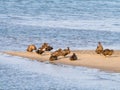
[3,50,120,73]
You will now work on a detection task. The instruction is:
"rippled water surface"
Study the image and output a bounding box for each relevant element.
[1,53,120,90]
[0,0,120,90]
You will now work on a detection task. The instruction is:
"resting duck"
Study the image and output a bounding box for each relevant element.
[62,47,71,57]
[39,43,53,51]
[51,48,63,57]
[45,46,53,51]
[102,49,114,56]
[70,53,78,61]
[36,49,44,54]
[26,44,37,52]
[51,47,71,57]
[49,55,58,61]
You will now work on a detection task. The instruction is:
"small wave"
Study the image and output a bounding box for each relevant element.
[9,19,120,32]
[0,54,120,90]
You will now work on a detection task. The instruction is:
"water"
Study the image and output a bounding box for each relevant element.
[1,53,120,90]
[0,0,120,89]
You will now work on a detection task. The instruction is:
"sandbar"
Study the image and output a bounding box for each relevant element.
[3,50,120,73]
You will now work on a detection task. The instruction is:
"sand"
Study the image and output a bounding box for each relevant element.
[3,50,120,73]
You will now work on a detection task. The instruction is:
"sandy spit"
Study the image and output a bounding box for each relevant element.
[3,50,120,73]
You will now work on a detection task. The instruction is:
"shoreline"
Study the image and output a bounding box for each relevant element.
[3,50,120,73]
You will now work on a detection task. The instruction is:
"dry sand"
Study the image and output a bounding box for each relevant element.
[3,50,120,73]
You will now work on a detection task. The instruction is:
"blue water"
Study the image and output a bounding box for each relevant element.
[0,0,120,90]
[1,53,120,90]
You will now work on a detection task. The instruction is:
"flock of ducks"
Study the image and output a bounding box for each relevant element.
[26,43,77,61]
[95,42,114,57]
[26,42,114,61]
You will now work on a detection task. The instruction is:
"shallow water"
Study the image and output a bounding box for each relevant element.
[1,53,120,90]
[0,0,120,89]
[0,26,120,51]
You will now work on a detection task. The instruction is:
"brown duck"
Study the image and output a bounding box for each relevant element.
[102,49,114,56]
[95,42,103,54]
[26,44,37,52]
[49,55,58,61]
[70,53,78,61]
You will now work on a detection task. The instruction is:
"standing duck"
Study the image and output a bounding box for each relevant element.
[95,42,103,54]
